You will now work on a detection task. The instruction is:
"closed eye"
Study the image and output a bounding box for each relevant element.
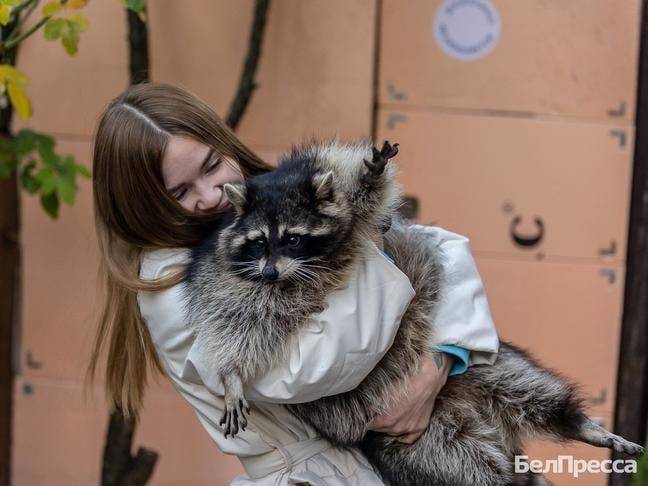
[205,157,222,174]
[174,187,187,200]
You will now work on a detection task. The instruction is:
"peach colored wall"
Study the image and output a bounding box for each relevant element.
[11,1,641,485]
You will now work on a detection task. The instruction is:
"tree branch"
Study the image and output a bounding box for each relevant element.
[127,4,149,84]
[225,0,270,130]
[101,409,158,486]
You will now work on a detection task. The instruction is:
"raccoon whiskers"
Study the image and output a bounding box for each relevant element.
[283,258,327,285]
[229,261,260,278]
[289,266,320,286]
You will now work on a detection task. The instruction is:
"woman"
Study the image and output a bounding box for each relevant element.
[86,82,499,485]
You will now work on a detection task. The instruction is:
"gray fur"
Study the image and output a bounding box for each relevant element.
[183,139,643,484]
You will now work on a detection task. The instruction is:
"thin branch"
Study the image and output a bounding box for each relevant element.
[11,0,40,37]
[127,4,149,84]
[3,14,46,49]
[11,0,38,19]
[225,0,270,130]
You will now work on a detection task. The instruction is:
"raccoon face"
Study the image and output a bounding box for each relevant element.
[221,167,352,284]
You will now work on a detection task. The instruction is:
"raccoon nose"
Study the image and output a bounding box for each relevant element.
[262,265,279,281]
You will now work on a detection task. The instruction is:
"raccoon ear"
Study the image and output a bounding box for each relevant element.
[313,171,334,201]
[224,183,247,215]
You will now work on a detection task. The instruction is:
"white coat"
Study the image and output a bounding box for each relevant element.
[137,225,499,485]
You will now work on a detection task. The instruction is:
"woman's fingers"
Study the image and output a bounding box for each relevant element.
[366,354,452,438]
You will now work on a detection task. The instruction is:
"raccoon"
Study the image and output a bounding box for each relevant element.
[183,140,643,485]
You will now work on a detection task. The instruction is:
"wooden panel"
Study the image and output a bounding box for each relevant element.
[380,0,641,123]
[12,377,242,486]
[475,256,624,485]
[476,257,623,419]
[19,139,98,381]
[151,0,376,150]
[378,109,633,262]
[13,0,129,137]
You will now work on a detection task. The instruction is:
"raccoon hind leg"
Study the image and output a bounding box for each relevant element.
[361,409,515,486]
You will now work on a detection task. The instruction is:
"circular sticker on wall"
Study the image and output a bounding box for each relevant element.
[434,0,501,61]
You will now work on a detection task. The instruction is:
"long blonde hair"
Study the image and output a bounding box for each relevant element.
[85,82,272,419]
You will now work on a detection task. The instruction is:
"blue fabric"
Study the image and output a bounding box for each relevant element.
[433,345,470,376]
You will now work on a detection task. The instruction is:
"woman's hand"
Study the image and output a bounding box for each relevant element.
[368,353,453,444]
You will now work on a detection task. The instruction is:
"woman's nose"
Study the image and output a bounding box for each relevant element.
[195,181,221,212]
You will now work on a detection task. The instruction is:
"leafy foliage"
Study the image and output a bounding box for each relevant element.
[0,0,92,218]
[0,64,30,120]
[42,0,89,55]
[0,129,90,218]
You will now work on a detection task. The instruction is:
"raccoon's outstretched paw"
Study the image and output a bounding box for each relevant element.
[363,140,399,177]
[220,396,250,438]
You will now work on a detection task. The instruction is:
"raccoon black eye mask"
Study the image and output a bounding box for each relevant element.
[183,140,643,485]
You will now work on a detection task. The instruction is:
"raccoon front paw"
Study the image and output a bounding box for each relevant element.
[219,395,250,438]
[363,140,399,177]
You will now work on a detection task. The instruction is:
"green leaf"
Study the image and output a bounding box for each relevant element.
[33,132,54,150]
[67,0,86,8]
[44,17,65,40]
[35,135,57,168]
[14,129,36,155]
[61,27,79,55]
[56,173,75,205]
[126,0,145,13]
[20,161,40,194]
[4,0,21,6]
[42,1,62,17]
[0,64,28,85]
[67,13,88,33]
[7,80,31,121]
[75,163,90,178]
[35,167,56,195]
[40,192,59,218]
[0,5,10,26]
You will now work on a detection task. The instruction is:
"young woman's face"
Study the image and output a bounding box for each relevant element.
[161,135,244,213]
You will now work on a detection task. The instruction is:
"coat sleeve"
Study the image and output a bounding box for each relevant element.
[137,244,416,405]
[410,224,500,367]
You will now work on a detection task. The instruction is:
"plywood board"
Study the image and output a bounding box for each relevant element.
[12,377,242,485]
[378,109,633,263]
[380,0,641,123]
[151,0,376,149]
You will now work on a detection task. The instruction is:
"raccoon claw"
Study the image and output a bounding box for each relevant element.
[363,140,399,177]
[220,396,250,438]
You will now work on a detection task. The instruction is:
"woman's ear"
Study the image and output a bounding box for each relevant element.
[224,183,247,215]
